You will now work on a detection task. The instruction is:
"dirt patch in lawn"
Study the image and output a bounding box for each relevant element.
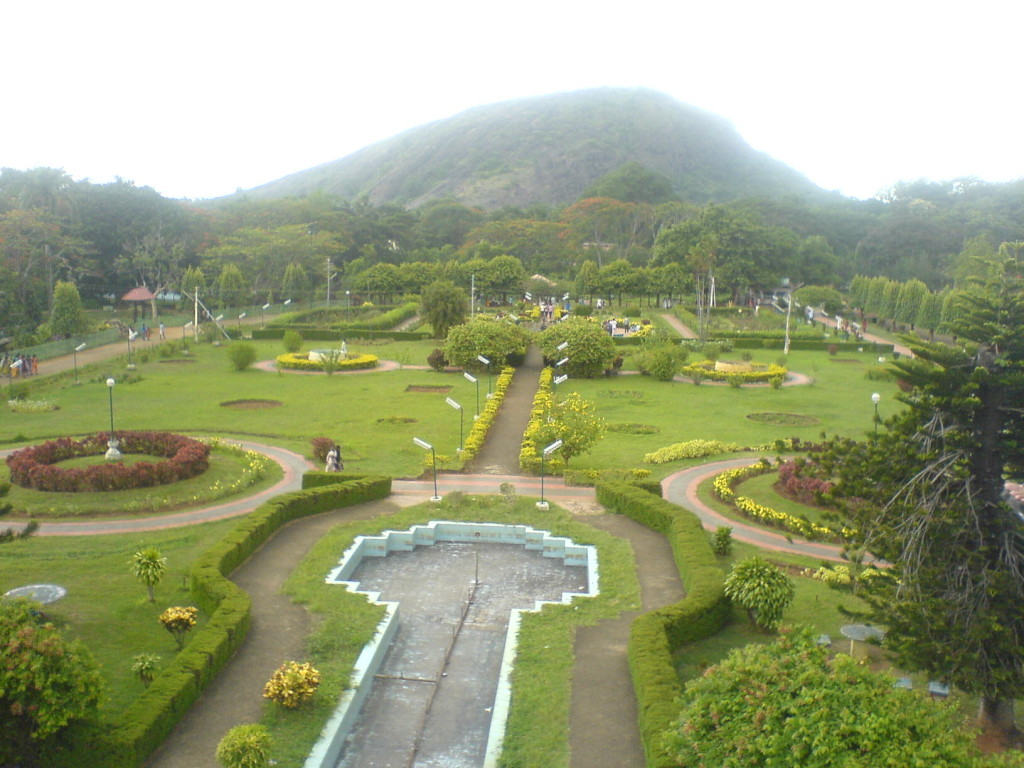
[405,385,452,393]
[220,399,283,409]
[746,412,819,426]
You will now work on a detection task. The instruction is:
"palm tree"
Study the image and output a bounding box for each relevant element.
[130,547,167,603]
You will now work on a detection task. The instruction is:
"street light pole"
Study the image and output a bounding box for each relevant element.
[445,397,464,452]
[413,437,441,501]
[464,371,479,419]
[871,392,881,435]
[73,343,86,385]
[477,355,492,397]
[537,439,563,510]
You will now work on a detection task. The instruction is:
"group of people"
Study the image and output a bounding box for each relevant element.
[2,353,38,377]
[325,444,344,472]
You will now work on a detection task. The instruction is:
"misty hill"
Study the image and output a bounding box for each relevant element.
[240,88,833,209]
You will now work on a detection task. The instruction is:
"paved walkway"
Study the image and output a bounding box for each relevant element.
[5,324,833,768]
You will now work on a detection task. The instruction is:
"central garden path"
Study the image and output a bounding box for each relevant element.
[11,327,850,768]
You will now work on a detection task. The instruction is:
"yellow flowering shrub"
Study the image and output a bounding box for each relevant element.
[159,606,198,649]
[263,661,321,708]
[275,352,378,371]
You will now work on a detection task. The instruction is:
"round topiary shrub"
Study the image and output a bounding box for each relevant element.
[228,342,258,371]
[5,432,211,492]
[217,724,272,768]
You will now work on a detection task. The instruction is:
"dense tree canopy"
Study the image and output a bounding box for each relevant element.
[668,630,984,767]
[814,257,1024,735]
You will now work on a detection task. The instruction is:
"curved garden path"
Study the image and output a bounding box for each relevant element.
[6,321,832,768]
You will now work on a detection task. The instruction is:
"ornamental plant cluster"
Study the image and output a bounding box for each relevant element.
[6,432,211,492]
[159,606,198,649]
[712,461,836,541]
[679,359,787,386]
[262,661,321,708]
[274,352,378,371]
[776,459,834,504]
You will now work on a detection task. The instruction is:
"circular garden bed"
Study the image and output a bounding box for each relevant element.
[6,432,210,492]
[276,352,378,371]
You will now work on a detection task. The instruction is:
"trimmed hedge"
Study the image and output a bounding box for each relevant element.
[105,472,391,767]
[595,481,730,768]
[251,329,430,342]
[714,336,895,353]
[275,352,379,371]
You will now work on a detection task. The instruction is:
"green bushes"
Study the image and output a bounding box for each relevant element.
[595,481,729,768]
[228,342,258,371]
[108,473,391,767]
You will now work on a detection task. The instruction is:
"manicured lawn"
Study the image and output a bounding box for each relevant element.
[0,519,238,716]
[672,538,870,681]
[2,338,473,478]
[561,346,899,477]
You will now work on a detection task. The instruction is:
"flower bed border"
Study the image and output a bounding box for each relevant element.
[6,432,211,492]
[275,352,379,371]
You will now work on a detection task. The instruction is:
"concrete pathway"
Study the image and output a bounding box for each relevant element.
[662,458,848,563]
[3,327,841,768]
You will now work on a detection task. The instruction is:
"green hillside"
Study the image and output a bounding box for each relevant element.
[240,88,834,208]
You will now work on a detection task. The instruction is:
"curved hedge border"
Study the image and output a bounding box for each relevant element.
[5,432,210,492]
[595,481,730,768]
[97,472,392,767]
[275,352,379,371]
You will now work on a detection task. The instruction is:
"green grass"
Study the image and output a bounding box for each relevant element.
[0,519,239,716]
[673,539,868,681]
[0,332,927,763]
[3,441,281,518]
[2,339,474,477]
[262,494,639,768]
[562,346,899,477]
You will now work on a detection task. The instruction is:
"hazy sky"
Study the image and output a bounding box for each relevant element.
[4,0,1020,202]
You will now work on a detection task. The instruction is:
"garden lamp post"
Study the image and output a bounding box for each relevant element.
[557,340,569,352]
[105,377,122,461]
[346,290,351,308]
[464,371,480,419]
[553,373,568,390]
[183,320,192,340]
[537,439,563,510]
[871,392,881,435]
[413,437,441,501]
[477,355,492,397]
[262,303,270,327]
[445,397,464,452]
[73,342,86,384]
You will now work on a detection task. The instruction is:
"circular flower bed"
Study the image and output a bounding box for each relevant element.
[680,360,787,384]
[6,432,211,492]
[275,352,378,371]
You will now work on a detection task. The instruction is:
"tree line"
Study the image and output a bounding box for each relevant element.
[4,165,1024,345]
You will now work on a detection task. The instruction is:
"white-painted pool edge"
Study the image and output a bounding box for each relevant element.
[303,520,599,768]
